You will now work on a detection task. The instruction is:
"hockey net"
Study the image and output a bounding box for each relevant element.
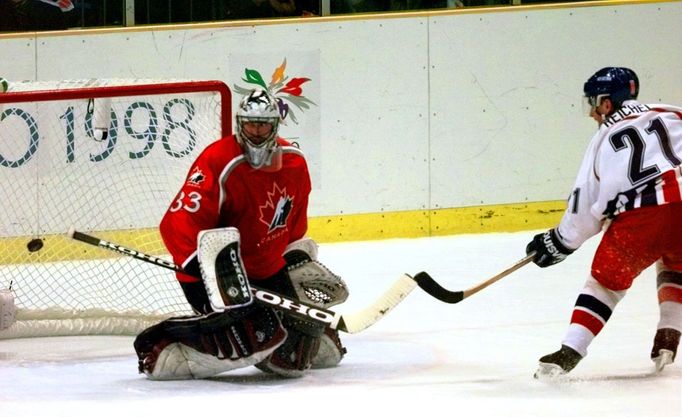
[0,79,231,338]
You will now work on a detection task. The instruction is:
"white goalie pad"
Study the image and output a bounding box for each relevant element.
[0,289,17,330]
[148,340,282,380]
[197,227,252,311]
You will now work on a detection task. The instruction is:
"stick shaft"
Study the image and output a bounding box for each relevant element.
[413,252,535,304]
[462,253,534,298]
[70,229,181,272]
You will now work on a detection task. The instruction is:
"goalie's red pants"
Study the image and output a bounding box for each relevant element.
[591,202,682,291]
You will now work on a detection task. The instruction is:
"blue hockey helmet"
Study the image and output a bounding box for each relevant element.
[583,67,639,110]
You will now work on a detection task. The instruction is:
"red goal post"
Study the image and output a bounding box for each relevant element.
[0,81,231,136]
[0,79,232,338]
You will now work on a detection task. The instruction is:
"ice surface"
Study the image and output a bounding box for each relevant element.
[1,231,680,417]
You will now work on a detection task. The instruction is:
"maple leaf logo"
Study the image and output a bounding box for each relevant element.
[186,167,205,187]
[259,182,293,232]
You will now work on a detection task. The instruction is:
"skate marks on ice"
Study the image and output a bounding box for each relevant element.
[534,367,682,383]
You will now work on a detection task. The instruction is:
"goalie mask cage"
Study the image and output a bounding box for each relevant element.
[0,79,232,338]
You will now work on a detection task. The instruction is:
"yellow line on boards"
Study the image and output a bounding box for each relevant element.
[0,200,565,265]
[308,200,565,241]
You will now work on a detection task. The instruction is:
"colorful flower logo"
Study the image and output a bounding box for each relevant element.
[233,59,316,124]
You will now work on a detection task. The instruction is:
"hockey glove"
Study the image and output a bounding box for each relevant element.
[526,228,574,268]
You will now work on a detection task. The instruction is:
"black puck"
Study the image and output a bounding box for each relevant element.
[27,238,44,252]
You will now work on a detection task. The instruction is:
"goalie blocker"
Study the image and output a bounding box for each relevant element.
[196,227,253,310]
[134,228,349,379]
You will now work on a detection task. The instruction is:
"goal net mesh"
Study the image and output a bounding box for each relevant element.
[0,79,231,338]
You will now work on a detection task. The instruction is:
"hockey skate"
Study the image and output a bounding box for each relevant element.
[651,328,680,372]
[534,345,583,379]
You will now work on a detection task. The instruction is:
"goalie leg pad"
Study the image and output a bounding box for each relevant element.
[146,341,192,380]
[311,328,347,369]
[134,305,287,380]
[256,315,325,378]
[149,340,284,380]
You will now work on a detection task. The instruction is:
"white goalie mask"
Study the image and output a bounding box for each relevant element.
[235,89,282,169]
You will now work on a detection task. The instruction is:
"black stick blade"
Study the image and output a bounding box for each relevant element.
[413,272,464,304]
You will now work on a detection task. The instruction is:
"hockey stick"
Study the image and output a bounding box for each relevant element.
[67,228,419,334]
[412,252,535,304]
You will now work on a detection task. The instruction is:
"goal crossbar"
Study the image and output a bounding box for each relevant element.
[0,80,232,137]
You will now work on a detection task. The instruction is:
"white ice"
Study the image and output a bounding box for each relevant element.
[1,231,680,417]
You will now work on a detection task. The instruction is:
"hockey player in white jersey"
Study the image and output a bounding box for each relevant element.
[525,67,682,377]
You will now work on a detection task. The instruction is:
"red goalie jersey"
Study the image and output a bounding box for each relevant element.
[159,134,311,283]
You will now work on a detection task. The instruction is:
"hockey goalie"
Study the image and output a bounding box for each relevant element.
[134,227,349,380]
[135,89,349,379]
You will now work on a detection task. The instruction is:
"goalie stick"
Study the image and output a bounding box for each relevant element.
[67,228,420,334]
[412,252,535,304]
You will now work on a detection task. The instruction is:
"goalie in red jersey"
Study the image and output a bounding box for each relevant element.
[134,88,348,380]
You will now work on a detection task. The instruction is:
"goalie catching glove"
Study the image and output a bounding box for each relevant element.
[526,228,575,268]
[281,237,349,308]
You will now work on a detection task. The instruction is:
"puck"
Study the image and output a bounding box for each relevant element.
[27,238,44,252]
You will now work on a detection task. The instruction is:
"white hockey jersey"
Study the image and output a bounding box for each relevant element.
[556,100,682,249]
